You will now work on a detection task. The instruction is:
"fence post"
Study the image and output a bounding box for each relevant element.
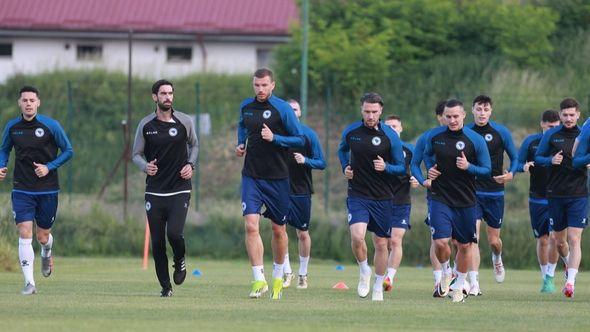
[323,80,332,214]
[66,81,74,204]
[194,82,201,211]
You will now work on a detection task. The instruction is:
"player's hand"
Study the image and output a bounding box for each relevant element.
[235,144,246,157]
[344,165,354,179]
[493,170,514,184]
[552,150,563,165]
[373,155,386,172]
[145,159,158,176]
[456,152,469,170]
[180,163,193,180]
[33,162,49,177]
[410,176,420,188]
[293,152,306,164]
[523,161,534,173]
[261,123,274,142]
[428,164,441,180]
[0,167,7,180]
[423,179,432,189]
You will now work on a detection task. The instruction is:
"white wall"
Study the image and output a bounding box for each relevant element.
[0,37,273,82]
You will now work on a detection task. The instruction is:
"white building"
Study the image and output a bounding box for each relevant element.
[0,0,298,82]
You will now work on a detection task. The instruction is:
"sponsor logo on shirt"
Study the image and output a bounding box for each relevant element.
[146,131,158,135]
[35,128,45,137]
[455,141,466,150]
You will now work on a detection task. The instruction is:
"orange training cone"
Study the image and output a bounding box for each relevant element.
[332,281,349,290]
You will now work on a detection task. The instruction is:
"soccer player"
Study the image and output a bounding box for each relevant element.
[236,68,304,300]
[412,99,491,302]
[466,95,518,291]
[274,99,326,289]
[0,85,73,295]
[517,110,560,293]
[382,115,419,292]
[132,79,198,297]
[410,100,453,297]
[538,97,588,298]
[338,92,406,301]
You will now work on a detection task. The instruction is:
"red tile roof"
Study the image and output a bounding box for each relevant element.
[0,0,298,35]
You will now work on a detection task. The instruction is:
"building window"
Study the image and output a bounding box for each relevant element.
[167,47,192,62]
[256,49,272,68]
[0,43,12,57]
[77,45,102,61]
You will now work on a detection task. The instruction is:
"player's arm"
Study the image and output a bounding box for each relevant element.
[45,120,73,171]
[572,128,590,168]
[534,129,555,166]
[237,102,249,148]
[271,102,305,148]
[500,125,519,175]
[516,135,533,172]
[182,114,199,168]
[411,132,432,186]
[383,125,406,176]
[132,119,149,172]
[466,134,491,177]
[337,130,351,173]
[303,129,326,170]
[0,122,14,169]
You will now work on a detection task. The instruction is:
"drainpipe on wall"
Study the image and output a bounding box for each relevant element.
[196,34,207,72]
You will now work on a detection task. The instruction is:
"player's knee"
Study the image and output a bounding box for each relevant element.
[244,220,259,234]
[36,232,48,244]
[389,237,402,248]
[297,231,310,242]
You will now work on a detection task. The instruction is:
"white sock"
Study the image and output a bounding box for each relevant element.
[540,264,548,279]
[452,272,466,291]
[387,267,397,281]
[433,270,442,284]
[252,265,265,281]
[283,253,292,274]
[452,261,457,275]
[567,268,578,285]
[299,256,309,276]
[374,274,385,292]
[272,262,284,279]
[442,260,452,275]
[468,271,479,284]
[561,254,570,266]
[546,263,557,277]
[358,259,371,276]
[19,238,35,286]
[492,253,502,265]
[40,233,53,258]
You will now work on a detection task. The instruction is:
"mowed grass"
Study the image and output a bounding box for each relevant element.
[0,257,588,331]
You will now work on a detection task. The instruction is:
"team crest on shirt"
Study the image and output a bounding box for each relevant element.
[145,201,151,211]
[168,128,178,137]
[35,128,45,137]
[371,137,381,146]
[484,133,493,142]
[455,141,465,151]
[263,110,272,119]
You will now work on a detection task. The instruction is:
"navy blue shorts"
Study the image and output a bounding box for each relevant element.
[12,191,58,230]
[429,199,478,244]
[392,204,411,229]
[347,196,393,238]
[529,199,550,238]
[548,197,589,232]
[287,195,311,231]
[475,193,505,229]
[242,175,290,225]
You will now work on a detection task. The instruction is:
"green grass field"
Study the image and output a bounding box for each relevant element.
[0,257,588,331]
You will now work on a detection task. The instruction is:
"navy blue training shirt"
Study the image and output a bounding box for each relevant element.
[288,123,326,195]
[573,120,590,169]
[535,124,587,198]
[237,95,304,180]
[421,126,491,208]
[467,121,518,192]
[517,133,549,199]
[391,141,414,205]
[338,121,406,200]
[0,114,73,193]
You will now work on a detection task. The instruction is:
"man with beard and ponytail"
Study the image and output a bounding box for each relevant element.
[132,79,198,297]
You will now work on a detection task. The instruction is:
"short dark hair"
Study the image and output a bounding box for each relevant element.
[435,100,447,116]
[152,79,174,95]
[254,68,274,81]
[473,95,492,107]
[445,99,463,109]
[541,109,559,123]
[559,97,579,111]
[19,85,39,98]
[385,114,401,122]
[360,92,384,106]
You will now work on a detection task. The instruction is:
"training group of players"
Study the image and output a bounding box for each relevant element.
[1,68,587,303]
